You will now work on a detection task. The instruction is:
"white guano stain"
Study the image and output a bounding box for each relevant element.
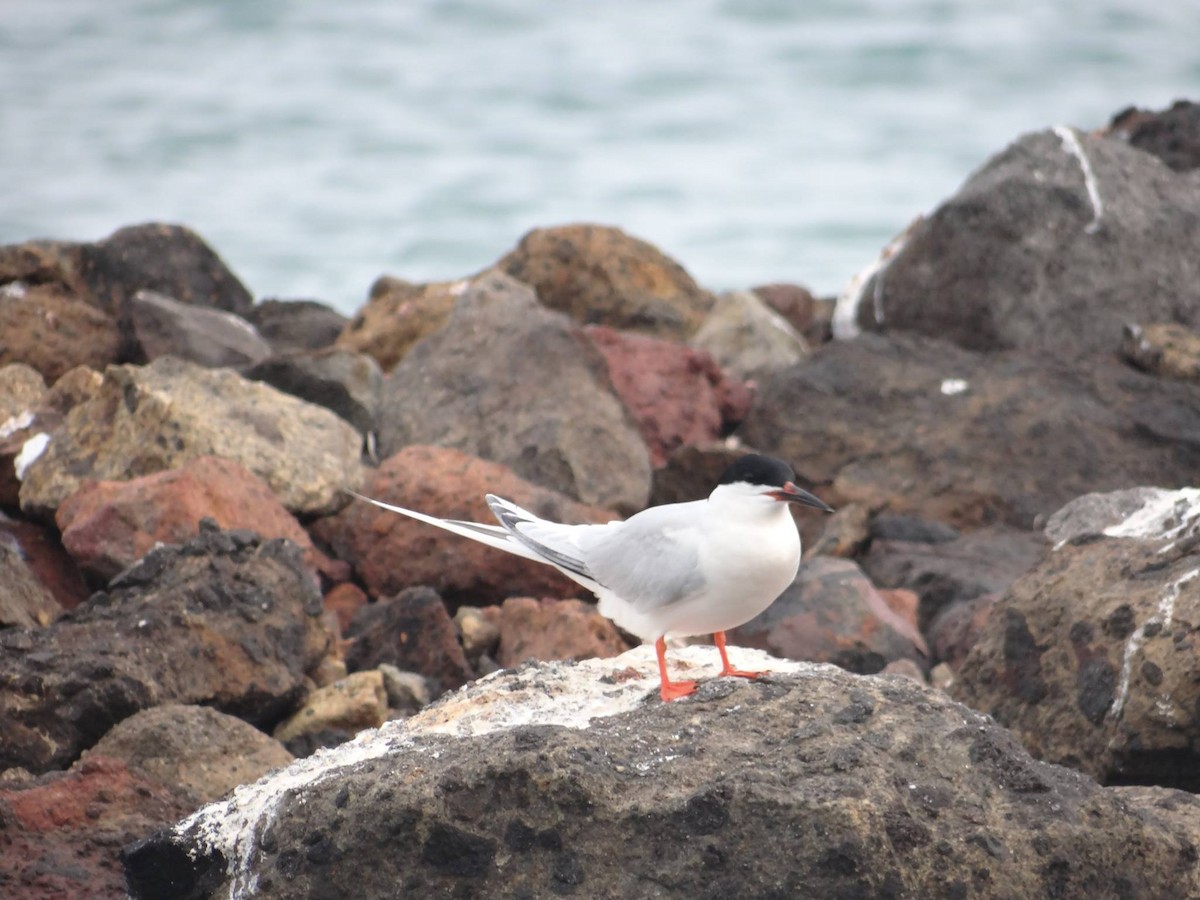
[940,378,968,396]
[0,410,35,440]
[13,432,50,479]
[1103,487,1200,553]
[832,221,915,340]
[1053,125,1104,234]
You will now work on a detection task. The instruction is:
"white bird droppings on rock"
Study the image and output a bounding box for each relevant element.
[14,432,50,480]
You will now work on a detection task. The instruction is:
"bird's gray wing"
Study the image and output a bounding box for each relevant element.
[485,495,600,584]
[575,503,705,611]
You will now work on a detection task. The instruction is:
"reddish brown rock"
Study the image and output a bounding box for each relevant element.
[55,455,346,585]
[0,282,120,382]
[0,513,89,613]
[0,529,63,629]
[496,223,716,340]
[323,581,369,636]
[336,275,461,371]
[928,593,997,670]
[494,597,632,668]
[586,325,751,467]
[0,756,195,900]
[751,282,833,346]
[344,587,475,696]
[314,445,615,606]
[730,557,928,674]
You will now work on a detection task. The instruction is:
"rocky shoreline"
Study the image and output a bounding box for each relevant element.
[1,100,1198,898]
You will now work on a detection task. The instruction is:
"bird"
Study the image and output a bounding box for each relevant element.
[347,454,833,701]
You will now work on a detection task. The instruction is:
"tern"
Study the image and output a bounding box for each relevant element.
[348,454,833,701]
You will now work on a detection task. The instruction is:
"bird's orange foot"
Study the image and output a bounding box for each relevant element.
[720,666,764,680]
[659,679,698,702]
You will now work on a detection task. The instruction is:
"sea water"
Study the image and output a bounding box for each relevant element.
[1,0,1196,315]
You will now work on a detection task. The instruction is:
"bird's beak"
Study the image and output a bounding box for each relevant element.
[770,482,834,513]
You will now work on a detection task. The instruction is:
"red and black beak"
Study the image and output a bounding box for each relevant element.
[769,482,834,513]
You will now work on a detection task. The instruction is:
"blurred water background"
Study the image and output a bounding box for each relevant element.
[2,0,1197,315]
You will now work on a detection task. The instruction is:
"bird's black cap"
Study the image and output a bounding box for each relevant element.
[718,454,796,489]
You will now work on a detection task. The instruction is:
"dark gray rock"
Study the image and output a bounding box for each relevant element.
[246,298,348,355]
[377,270,652,512]
[840,128,1200,358]
[1105,99,1200,172]
[123,651,1200,900]
[243,348,381,438]
[129,289,272,368]
[0,522,332,773]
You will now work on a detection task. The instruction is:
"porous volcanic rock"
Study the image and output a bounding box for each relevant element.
[123,646,1200,900]
[0,522,332,773]
[246,298,347,355]
[739,332,1200,529]
[19,356,362,517]
[335,275,462,372]
[837,128,1200,358]
[496,223,715,340]
[952,487,1200,790]
[1123,321,1200,383]
[493,597,632,668]
[1104,99,1200,172]
[376,271,652,512]
[0,282,121,381]
[243,348,381,439]
[690,289,810,379]
[0,513,89,613]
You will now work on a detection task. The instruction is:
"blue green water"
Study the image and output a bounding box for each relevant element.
[2,0,1197,314]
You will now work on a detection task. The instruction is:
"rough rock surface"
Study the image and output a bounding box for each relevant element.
[245,299,347,355]
[128,289,272,368]
[837,129,1200,358]
[496,223,715,340]
[243,349,381,438]
[335,276,462,372]
[739,332,1200,528]
[952,488,1200,789]
[1104,99,1200,172]
[0,534,63,629]
[377,271,652,512]
[19,356,363,517]
[493,597,632,668]
[314,445,614,606]
[752,282,834,347]
[691,289,810,379]
[0,523,331,773]
[729,557,928,674]
[343,587,475,697]
[82,704,293,806]
[123,646,1200,900]
[0,512,89,613]
[55,455,344,585]
[585,325,751,467]
[272,671,388,746]
[0,282,121,381]
[1123,321,1200,383]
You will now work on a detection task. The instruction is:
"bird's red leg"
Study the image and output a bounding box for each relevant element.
[714,631,764,680]
[656,636,697,701]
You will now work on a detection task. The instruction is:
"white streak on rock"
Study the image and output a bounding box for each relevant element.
[13,432,49,479]
[1103,487,1200,549]
[0,410,35,440]
[832,221,916,340]
[1054,125,1104,234]
[940,378,969,396]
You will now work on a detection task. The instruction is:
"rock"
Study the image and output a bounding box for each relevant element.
[245,298,348,354]
[55,455,345,586]
[804,501,871,558]
[0,282,121,381]
[739,332,1200,529]
[751,282,834,346]
[1043,486,1178,547]
[861,524,1045,631]
[0,238,90,300]
[243,348,382,438]
[0,362,46,419]
[454,605,501,660]
[377,665,431,713]
[315,445,615,606]
[322,582,369,636]
[729,557,928,674]
[376,271,652,512]
[78,222,253,320]
[691,289,810,379]
[869,513,961,544]
[1104,99,1200,172]
[123,645,1200,900]
[273,671,389,746]
[2,756,195,900]
[0,533,62,629]
[344,587,475,697]
[927,593,998,671]
[127,289,272,367]
[19,356,363,517]
[952,487,1200,789]
[0,522,332,773]
[496,223,716,340]
[646,441,747,507]
[0,513,89,614]
[1123,322,1200,382]
[585,325,751,467]
[836,129,1200,358]
[82,704,293,805]
[335,275,462,371]
[494,597,632,668]
[880,657,926,682]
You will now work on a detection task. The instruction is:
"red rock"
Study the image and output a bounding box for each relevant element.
[0,755,195,900]
[730,557,928,674]
[344,586,475,696]
[55,455,346,585]
[0,283,121,382]
[324,582,369,636]
[313,445,615,606]
[0,513,89,613]
[494,597,632,668]
[586,325,752,467]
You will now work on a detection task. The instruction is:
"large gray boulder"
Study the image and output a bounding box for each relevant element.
[124,646,1200,900]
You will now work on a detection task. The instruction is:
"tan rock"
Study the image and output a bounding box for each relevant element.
[273,670,389,743]
[336,276,462,371]
[495,597,632,668]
